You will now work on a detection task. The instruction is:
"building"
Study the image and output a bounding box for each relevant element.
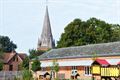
[91,59,120,80]
[37,6,55,51]
[32,42,120,80]
[33,2,120,80]
[2,52,26,71]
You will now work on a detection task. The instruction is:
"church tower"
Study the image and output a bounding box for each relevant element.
[37,6,55,51]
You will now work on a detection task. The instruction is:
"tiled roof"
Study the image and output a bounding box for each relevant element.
[38,42,120,60]
[4,52,16,63]
[3,52,26,63]
[18,53,27,60]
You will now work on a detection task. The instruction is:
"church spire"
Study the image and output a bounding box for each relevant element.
[37,5,55,50]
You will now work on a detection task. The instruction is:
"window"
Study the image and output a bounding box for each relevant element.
[13,56,18,62]
[16,57,18,61]
[72,66,77,70]
[41,67,45,71]
[84,66,91,75]
[13,57,15,61]
[9,65,13,71]
[58,73,65,80]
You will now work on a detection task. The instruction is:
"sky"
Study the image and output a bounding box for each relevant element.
[0,0,120,54]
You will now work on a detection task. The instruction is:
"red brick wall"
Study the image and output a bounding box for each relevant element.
[3,55,23,71]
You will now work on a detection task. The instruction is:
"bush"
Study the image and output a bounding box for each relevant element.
[22,69,33,80]
[31,58,41,72]
[0,61,3,71]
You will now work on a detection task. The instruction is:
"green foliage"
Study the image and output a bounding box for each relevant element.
[57,18,120,48]
[0,35,17,52]
[31,58,41,72]
[92,52,98,61]
[29,49,45,59]
[22,69,33,80]
[22,56,30,70]
[51,60,59,79]
[14,76,21,80]
[0,61,3,71]
[0,50,4,59]
[52,60,59,72]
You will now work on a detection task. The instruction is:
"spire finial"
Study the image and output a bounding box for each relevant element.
[46,0,48,6]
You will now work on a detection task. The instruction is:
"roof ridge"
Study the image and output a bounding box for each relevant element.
[51,41,120,50]
[7,53,16,63]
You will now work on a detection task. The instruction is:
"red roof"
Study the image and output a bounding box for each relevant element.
[95,59,110,66]
[117,62,120,65]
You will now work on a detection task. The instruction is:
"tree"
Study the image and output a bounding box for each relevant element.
[0,36,17,52]
[51,60,59,79]
[0,50,4,59]
[22,56,30,70]
[111,24,120,41]
[31,58,41,72]
[57,18,120,48]
[92,52,98,61]
[0,61,3,71]
[29,49,45,59]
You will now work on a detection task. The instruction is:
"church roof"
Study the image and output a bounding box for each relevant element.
[38,42,120,60]
[38,6,55,50]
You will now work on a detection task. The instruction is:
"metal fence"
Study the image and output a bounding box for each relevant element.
[0,71,22,80]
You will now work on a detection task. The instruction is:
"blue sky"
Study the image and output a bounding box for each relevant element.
[0,0,120,54]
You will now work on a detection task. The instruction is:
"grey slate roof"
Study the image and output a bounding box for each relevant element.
[38,42,120,60]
